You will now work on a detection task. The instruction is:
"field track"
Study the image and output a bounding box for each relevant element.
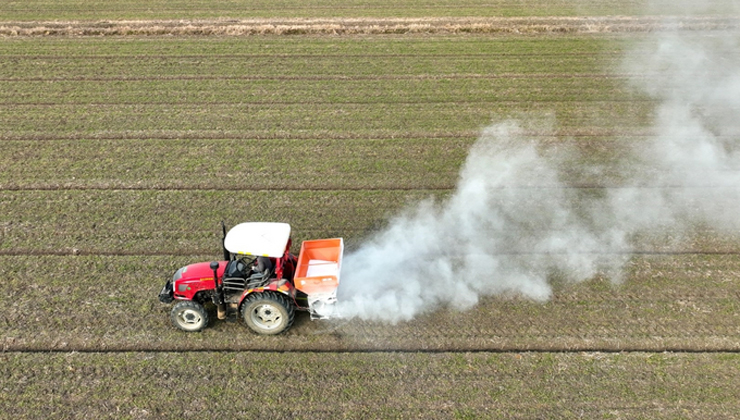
[3,16,739,36]
[3,7,740,417]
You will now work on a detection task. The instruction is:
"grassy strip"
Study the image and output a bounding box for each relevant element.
[0,190,445,252]
[0,35,655,140]
[2,254,739,351]
[0,34,629,58]
[0,102,655,140]
[0,0,690,21]
[1,77,641,104]
[3,351,740,418]
[0,137,471,191]
[0,135,655,190]
[3,189,740,254]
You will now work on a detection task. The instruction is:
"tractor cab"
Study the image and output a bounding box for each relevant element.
[220,222,297,299]
[222,222,295,282]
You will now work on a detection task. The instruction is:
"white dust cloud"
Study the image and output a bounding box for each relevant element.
[334,9,740,323]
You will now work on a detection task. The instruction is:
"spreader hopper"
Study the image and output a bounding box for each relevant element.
[294,238,344,318]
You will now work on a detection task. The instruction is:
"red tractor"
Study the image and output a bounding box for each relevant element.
[158,222,343,335]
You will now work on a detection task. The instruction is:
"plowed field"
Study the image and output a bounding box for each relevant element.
[2,6,740,418]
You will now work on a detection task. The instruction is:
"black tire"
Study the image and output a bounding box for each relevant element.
[241,292,295,335]
[170,300,209,332]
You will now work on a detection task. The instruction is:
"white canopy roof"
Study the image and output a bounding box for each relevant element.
[223,222,291,258]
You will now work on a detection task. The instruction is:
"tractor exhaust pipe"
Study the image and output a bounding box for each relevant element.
[221,221,230,262]
[210,261,227,320]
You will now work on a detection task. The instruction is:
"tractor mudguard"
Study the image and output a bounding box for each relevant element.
[238,278,295,307]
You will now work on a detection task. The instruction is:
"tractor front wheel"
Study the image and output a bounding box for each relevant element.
[241,292,295,335]
[170,300,209,332]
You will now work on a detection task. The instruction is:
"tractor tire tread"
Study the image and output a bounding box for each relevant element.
[170,300,209,332]
[241,291,295,335]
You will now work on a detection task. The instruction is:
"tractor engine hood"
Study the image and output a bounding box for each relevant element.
[160,260,227,303]
[175,261,227,283]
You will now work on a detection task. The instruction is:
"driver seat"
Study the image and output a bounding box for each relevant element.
[245,257,274,288]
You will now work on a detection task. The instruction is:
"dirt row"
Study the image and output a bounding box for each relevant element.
[2,16,739,36]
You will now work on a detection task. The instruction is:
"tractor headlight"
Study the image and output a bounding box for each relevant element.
[173,266,186,282]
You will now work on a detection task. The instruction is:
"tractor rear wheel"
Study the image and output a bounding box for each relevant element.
[171,300,209,332]
[241,292,295,335]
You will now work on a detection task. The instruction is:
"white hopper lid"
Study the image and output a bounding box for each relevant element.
[224,222,291,258]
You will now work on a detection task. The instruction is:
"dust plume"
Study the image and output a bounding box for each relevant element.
[334,120,629,322]
[334,6,740,323]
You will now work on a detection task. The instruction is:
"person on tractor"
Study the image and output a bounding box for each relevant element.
[252,256,274,279]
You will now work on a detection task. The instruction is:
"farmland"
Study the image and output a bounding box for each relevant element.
[0,0,700,21]
[3,1,740,418]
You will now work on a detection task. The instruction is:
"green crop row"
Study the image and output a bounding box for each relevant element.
[0,101,655,138]
[4,0,734,21]
[0,189,446,253]
[1,135,657,191]
[2,253,739,352]
[0,137,471,190]
[4,189,740,255]
[2,351,740,418]
[0,37,629,78]
[0,0,659,21]
[1,77,642,105]
[0,55,626,80]
[0,35,655,142]
[0,35,628,58]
